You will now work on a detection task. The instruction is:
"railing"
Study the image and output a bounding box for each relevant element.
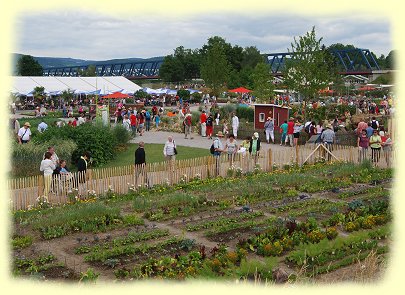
[8,144,395,211]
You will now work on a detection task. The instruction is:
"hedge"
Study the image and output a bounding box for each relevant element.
[11,139,77,177]
[32,123,130,167]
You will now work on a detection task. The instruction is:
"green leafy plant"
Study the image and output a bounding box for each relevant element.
[79,268,100,283]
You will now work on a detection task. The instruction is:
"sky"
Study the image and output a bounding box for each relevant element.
[14,10,392,61]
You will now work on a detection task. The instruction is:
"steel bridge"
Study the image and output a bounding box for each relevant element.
[42,48,380,79]
[42,59,164,79]
[264,48,380,76]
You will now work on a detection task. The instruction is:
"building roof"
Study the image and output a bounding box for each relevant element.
[10,76,142,96]
[253,103,291,109]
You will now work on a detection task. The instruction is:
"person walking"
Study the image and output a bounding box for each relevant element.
[130,111,137,137]
[134,141,147,187]
[137,111,145,136]
[215,111,220,126]
[40,151,56,198]
[279,120,288,146]
[231,112,239,139]
[206,113,214,139]
[369,129,382,163]
[154,113,160,130]
[264,117,275,144]
[18,122,32,144]
[184,112,193,139]
[163,136,177,162]
[122,114,131,132]
[200,110,207,137]
[212,131,224,176]
[144,109,151,131]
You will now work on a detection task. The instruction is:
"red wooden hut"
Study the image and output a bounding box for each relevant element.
[254,104,291,130]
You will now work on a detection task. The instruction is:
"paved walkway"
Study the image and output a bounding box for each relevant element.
[129,129,292,153]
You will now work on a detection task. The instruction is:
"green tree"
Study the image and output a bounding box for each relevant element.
[386,50,396,69]
[33,86,45,104]
[159,46,201,82]
[251,62,274,103]
[200,42,230,97]
[60,89,75,103]
[283,27,331,104]
[241,46,265,69]
[16,55,43,76]
[159,55,185,82]
[79,65,97,77]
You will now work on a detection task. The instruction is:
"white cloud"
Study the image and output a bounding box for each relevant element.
[14,10,392,60]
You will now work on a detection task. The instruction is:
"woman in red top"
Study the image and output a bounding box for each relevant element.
[137,111,145,136]
[130,112,137,137]
[357,129,369,162]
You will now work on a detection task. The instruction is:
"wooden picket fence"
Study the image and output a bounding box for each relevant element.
[8,144,395,211]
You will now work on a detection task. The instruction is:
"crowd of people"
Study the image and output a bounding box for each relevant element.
[38,146,91,198]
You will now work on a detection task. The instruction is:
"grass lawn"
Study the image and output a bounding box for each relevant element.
[99,143,210,168]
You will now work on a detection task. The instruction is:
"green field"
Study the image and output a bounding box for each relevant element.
[99,143,210,168]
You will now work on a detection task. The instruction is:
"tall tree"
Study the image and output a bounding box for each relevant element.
[159,55,185,82]
[16,55,43,76]
[241,46,265,69]
[200,42,230,96]
[283,27,331,104]
[32,86,45,104]
[250,62,274,103]
[386,50,396,69]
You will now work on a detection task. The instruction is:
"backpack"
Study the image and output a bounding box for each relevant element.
[371,120,378,130]
[210,144,215,154]
[304,124,311,134]
[145,111,151,119]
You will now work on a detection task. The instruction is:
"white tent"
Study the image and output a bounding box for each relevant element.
[10,76,142,96]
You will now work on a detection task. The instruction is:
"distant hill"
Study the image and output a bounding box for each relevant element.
[11,53,164,73]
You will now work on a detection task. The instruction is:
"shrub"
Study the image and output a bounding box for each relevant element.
[11,139,77,177]
[177,89,190,100]
[191,92,202,103]
[112,124,131,145]
[32,124,125,167]
[325,227,338,240]
[236,106,254,121]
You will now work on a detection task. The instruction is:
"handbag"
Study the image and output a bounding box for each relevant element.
[173,141,178,155]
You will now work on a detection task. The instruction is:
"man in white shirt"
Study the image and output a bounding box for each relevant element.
[38,120,48,133]
[77,114,86,126]
[231,112,239,138]
[18,122,32,144]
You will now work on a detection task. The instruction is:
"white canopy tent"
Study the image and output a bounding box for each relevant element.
[10,76,142,96]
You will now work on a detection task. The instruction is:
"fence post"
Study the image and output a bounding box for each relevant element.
[38,175,44,197]
[349,147,354,163]
[268,148,273,172]
[88,169,93,192]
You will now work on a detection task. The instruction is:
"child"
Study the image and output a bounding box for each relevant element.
[222,120,229,135]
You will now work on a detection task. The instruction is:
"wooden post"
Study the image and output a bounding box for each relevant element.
[88,169,93,192]
[38,175,44,197]
[268,148,273,172]
[349,147,354,163]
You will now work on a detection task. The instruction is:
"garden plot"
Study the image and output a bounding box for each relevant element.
[10,162,393,283]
